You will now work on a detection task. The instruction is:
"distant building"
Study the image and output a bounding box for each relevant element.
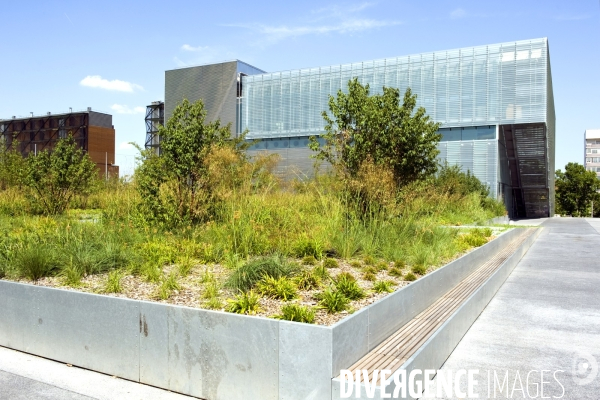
[585,129,600,179]
[0,108,118,177]
[154,38,555,218]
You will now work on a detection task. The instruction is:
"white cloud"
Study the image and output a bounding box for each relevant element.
[110,104,145,114]
[118,142,135,150]
[225,2,400,46]
[450,8,467,19]
[181,44,209,52]
[80,75,143,92]
[229,18,400,44]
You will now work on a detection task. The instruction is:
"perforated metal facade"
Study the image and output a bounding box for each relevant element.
[164,61,264,133]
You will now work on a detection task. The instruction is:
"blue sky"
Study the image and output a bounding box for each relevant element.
[1,0,598,176]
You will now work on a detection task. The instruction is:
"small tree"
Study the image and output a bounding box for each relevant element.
[25,135,97,215]
[0,144,27,190]
[310,78,441,187]
[134,98,248,226]
[555,162,600,216]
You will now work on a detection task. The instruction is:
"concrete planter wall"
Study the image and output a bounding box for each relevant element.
[0,227,533,400]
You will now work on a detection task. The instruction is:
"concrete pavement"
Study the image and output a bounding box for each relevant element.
[0,346,194,400]
[422,217,600,399]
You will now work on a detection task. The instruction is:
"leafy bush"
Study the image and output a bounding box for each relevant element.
[226,254,298,292]
[105,270,124,293]
[226,291,261,314]
[205,297,223,310]
[373,280,394,293]
[404,272,417,281]
[363,266,377,275]
[293,236,324,259]
[276,303,316,323]
[24,135,98,215]
[323,258,339,269]
[257,276,298,300]
[202,281,220,299]
[318,288,350,314]
[177,256,193,277]
[457,228,490,249]
[411,264,427,275]
[363,255,376,266]
[334,272,365,300]
[302,255,317,265]
[375,261,389,272]
[140,262,162,283]
[393,260,405,269]
[363,271,376,281]
[60,263,83,287]
[295,269,322,290]
[349,260,362,269]
[388,267,403,278]
[312,265,330,281]
[158,272,180,300]
[12,244,55,281]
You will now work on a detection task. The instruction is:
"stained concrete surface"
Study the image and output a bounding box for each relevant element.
[0,346,193,400]
[422,218,600,399]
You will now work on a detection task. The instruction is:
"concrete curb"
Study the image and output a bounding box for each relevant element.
[0,227,531,400]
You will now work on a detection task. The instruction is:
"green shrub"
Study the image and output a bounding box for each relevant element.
[334,272,365,300]
[457,228,490,248]
[140,262,162,283]
[349,260,362,269]
[276,303,316,323]
[312,265,330,281]
[257,276,298,300]
[302,255,317,265]
[318,288,350,313]
[363,255,376,266]
[226,255,297,292]
[323,258,339,269]
[404,272,417,281]
[105,269,124,293]
[363,271,376,281]
[411,264,427,275]
[158,272,181,300]
[205,296,223,310]
[375,261,389,272]
[393,260,405,269]
[177,256,193,277]
[60,263,83,287]
[388,267,403,278]
[293,236,324,259]
[13,244,55,281]
[202,281,220,299]
[295,269,322,290]
[226,291,260,314]
[363,266,377,274]
[199,268,216,284]
[373,280,394,293]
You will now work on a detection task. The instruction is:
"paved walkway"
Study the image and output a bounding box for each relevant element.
[423,218,600,399]
[0,346,193,400]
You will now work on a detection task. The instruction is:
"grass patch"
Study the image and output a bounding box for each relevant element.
[373,280,394,293]
[276,303,316,323]
[317,287,350,313]
[226,254,298,292]
[257,276,298,300]
[334,272,365,300]
[226,291,261,315]
[105,269,124,293]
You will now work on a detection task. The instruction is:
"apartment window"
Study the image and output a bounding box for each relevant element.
[593,149,599,154]
[594,158,600,163]
[587,148,592,153]
[587,158,592,163]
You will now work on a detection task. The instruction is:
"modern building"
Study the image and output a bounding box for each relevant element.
[585,129,600,178]
[0,109,119,177]
[157,38,555,218]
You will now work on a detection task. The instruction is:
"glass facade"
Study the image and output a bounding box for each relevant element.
[241,38,549,138]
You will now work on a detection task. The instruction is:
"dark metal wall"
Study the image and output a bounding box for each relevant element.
[165,61,238,130]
